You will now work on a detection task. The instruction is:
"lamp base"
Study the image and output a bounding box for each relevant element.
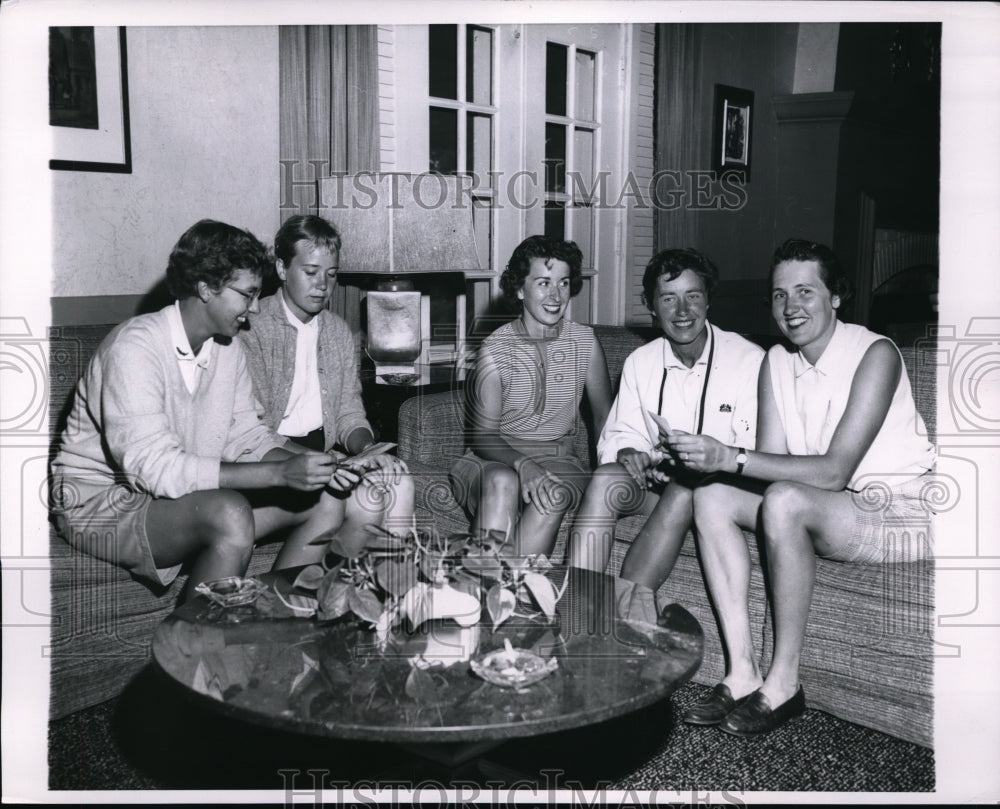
[374,364,420,386]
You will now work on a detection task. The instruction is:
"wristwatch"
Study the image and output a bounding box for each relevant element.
[734,447,748,475]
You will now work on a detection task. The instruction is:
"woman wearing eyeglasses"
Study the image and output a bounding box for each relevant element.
[51,220,347,602]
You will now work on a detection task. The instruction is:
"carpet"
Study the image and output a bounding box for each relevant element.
[47,665,934,795]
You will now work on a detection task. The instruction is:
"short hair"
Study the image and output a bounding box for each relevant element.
[499,235,584,306]
[769,238,852,302]
[273,214,342,267]
[165,219,269,299]
[641,248,719,309]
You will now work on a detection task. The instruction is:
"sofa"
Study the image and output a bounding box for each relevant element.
[47,322,936,749]
[397,324,937,748]
[46,325,286,720]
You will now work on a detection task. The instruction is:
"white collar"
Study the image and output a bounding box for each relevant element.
[662,323,712,371]
[279,288,319,333]
[168,301,213,368]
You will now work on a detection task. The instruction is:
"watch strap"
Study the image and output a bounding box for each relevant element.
[735,447,747,475]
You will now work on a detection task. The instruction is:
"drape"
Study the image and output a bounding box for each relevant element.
[655,24,703,253]
[279,25,379,322]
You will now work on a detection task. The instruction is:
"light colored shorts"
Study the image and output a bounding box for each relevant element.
[449,434,591,516]
[845,473,936,564]
[51,477,181,587]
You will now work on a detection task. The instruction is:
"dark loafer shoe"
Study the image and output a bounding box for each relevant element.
[683,683,746,726]
[719,686,806,737]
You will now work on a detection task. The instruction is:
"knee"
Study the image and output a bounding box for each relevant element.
[692,482,735,527]
[481,466,519,505]
[761,481,811,529]
[199,490,254,550]
[583,463,642,516]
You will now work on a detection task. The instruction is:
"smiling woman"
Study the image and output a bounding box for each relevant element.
[666,238,936,737]
[50,219,349,603]
[449,235,613,559]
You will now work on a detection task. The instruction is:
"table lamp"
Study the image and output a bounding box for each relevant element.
[319,173,481,382]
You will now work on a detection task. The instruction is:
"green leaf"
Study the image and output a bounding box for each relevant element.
[486,583,516,630]
[419,551,445,583]
[348,587,385,624]
[405,665,440,703]
[523,572,557,619]
[400,583,432,631]
[292,564,326,591]
[461,551,504,581]
[375,559,418,597]
[317,579,352,621]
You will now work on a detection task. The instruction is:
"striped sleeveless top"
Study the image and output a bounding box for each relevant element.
[479,319,595,441]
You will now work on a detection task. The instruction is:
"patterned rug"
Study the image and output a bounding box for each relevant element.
[48,667,934,795]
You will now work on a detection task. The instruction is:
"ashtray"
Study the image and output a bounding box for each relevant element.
[195,576,268,608]
[470,638,558,689]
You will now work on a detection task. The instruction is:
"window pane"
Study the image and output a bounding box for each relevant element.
[473,196,492,271]
[429,106,458,175]
[428,25,457,100]
[466,27,493,105]
[570,203,593,268]
[575,49,596,120]
[545,123,566,194]
[544,202,565,240]
[572,128,595,201]
[467,113,492,179]
[545,42,567,116]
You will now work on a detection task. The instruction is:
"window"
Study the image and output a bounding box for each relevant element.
[428,24,496,273]
[543,42,598,269]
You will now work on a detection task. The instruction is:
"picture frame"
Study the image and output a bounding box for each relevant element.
[49,27,132,173]
[712,83,753,181]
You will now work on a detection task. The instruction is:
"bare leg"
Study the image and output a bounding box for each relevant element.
[692,481,765,699]
[514,501,569,558]
[146,489,256,603]
[382,473,416,536]
[568,462,651,572]
[260,489,345,569]
[467,462,521,540]
[619,481,693,591]
[757,481,857,706]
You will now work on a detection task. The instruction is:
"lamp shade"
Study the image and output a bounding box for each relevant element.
[318,173,482,274]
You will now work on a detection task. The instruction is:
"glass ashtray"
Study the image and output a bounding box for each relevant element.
[195,576,268,608]
[470,639,559,689]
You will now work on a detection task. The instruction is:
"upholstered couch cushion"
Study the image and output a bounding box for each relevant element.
[398,328,936,748]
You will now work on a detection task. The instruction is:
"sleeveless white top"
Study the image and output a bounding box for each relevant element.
[767,321,935,491]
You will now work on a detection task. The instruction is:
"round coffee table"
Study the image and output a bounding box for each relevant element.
[151,566,702,762]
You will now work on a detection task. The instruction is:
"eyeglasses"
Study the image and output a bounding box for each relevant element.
[226,285,261,305]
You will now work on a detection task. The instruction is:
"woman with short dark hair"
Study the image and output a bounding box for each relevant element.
[51,220,347,602]
[449,235,612,558]
[665,238,936,735]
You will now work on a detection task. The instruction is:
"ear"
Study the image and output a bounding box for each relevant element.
[275,259,287,282]
[196,280,213,303]
[832,294,841,311]
[516,286,525,301]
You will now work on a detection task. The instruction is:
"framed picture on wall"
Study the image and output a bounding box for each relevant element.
[712,83,753,181]
[49,26,132,173]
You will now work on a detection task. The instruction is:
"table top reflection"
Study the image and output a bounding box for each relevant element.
[151,566,703,743]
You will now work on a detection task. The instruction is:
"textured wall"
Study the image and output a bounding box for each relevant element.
[51,26,279,299]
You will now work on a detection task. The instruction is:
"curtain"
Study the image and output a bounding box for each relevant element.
[279,25,379,323]
[655,24,703,252]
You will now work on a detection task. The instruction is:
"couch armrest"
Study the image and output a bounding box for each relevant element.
[397,390,467,466]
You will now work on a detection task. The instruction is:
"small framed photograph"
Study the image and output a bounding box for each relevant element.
[49,26,132,173]
[712,84,754,181]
